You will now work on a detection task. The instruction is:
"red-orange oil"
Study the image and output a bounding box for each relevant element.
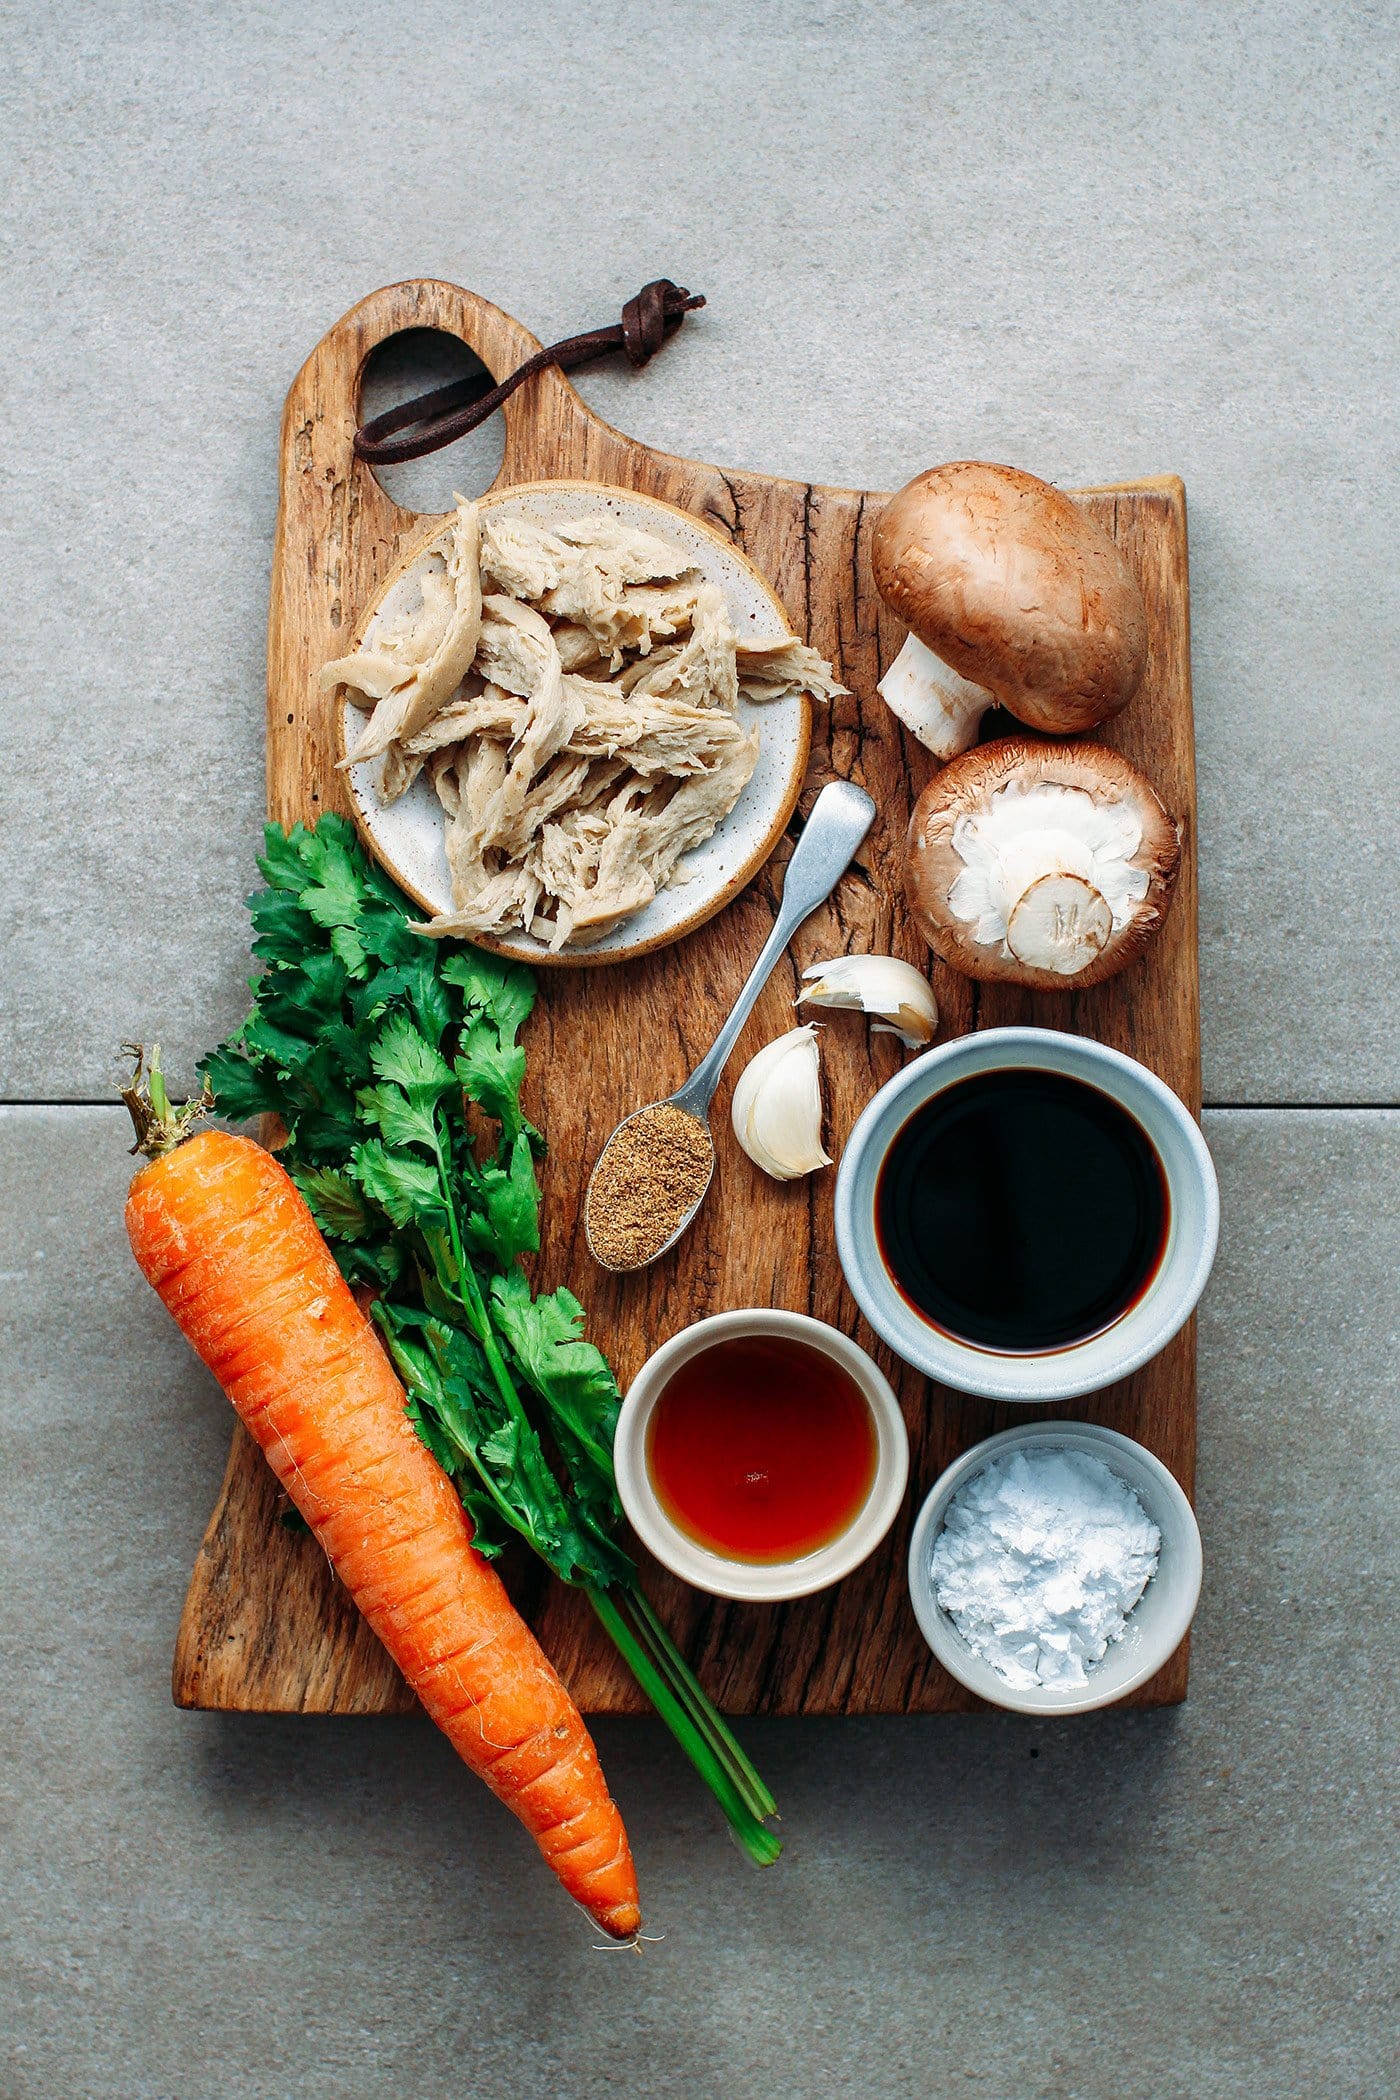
[645,1335,879,1564]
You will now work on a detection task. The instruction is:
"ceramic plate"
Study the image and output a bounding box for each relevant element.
[339,480,813,966]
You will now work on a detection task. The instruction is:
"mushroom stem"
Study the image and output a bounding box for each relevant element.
[876,634,993,761]
[1005,872,1113,975]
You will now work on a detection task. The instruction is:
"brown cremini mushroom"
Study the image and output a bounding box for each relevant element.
[872,462,1149,759]
[905,737,1181,990]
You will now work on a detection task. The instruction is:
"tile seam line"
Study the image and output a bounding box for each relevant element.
[3,1100,1399,1114]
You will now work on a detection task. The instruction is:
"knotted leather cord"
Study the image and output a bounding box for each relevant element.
[353,279,705,466]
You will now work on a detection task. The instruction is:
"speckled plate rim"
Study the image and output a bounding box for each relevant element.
[334,479,814,967]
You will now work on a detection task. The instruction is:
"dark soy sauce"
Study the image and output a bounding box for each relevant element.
[875,1069,1169,1352]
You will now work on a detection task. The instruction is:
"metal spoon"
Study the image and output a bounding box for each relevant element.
[584,779,878,1272]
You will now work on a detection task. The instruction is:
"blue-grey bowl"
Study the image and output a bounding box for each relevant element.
[834,1027,1218,1403]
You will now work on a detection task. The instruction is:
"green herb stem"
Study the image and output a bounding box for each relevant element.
[587,1588,781,1868]
[375,1314,526,1546]
[619,1584,778,1823]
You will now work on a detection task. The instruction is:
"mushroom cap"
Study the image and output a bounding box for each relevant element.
[872,463,1149,736]
[905,736,1182,991]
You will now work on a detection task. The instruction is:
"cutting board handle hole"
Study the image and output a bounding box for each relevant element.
[357,327,506,515]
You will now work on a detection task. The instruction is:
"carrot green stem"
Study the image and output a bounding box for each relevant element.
[120,1043,213,1158]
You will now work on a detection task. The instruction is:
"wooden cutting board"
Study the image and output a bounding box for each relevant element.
[173,279,1198,1716]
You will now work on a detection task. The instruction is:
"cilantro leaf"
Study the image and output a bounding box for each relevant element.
[454,1484,508,1555]
[297,827,369,931]
[312,1020,375,1090]
[354,1015,458,1156]
[356,904,424,970]
[489,1271,624,1535]
[444,952,536,1143]
[479,1421,520,1473]
[433,1343,628,1585]
[256,824,315,894]
[349,1139,445,1230]
[463,1133,541,1266]
[454,1027,529,1142]
[333,1237,405,1293]
[371,1012,456,1098]
[329,925,368,976]
[248,890,317,964]
[199,1046,288,1123]
[290,1165,373,1241]
[358,955,455,1046]
[355,1083,443,1157]
[239,1008,321,1073]
[441,950,536,1037]
[405,1392,459,1477]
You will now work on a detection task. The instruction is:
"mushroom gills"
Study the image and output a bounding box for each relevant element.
[948,780,1148,976]
[876,634,995,760]
[1005,873,1113,974]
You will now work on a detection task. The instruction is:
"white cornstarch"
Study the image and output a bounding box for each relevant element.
[931,1447,1161,1689]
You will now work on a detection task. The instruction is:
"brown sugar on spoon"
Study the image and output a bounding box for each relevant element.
[585,1104,715,1271]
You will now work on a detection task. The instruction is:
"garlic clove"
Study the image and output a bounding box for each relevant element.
[1005,872,1113,975]
[748,1037,832,1179]
[876,633,994,761]
[797,954,938,1048]
[730,1029,798,1136]
[730,1031,805,1179]
[731,1024,832,1181]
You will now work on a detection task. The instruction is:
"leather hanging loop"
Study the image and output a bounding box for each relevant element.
[621,278,678,364]
[354,280,704,466]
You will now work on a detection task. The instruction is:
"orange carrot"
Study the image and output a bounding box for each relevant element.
[125,1119,640,1939]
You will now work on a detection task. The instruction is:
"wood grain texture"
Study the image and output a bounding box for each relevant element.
[173,280,1199,1717]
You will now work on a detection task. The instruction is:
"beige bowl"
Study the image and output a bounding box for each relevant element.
[613,1309,909,1603]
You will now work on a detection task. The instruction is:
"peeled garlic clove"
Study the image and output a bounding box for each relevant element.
[1005,872,1113,975]
[798,954,938,1049]
[730,1032,802,1179]
[748,1032,832,1180]
[731,1024,832,1181]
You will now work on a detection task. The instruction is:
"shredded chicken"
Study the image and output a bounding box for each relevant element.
[626,584,740,711]
[328,496,843,946]
[326,498,484,764]
[737,634,850,707]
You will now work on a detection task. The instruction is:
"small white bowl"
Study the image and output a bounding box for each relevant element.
[613,1309,910,1602]
[834,1027,1219,1403]
[907,1421,1203,1716]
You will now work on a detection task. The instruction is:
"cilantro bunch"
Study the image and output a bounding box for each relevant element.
[202,817,778,1862]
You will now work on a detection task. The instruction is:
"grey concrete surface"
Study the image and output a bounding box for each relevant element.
[3,5,1397,2097]
[1,1107,1395,2100]
[1,0,1398,1103]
